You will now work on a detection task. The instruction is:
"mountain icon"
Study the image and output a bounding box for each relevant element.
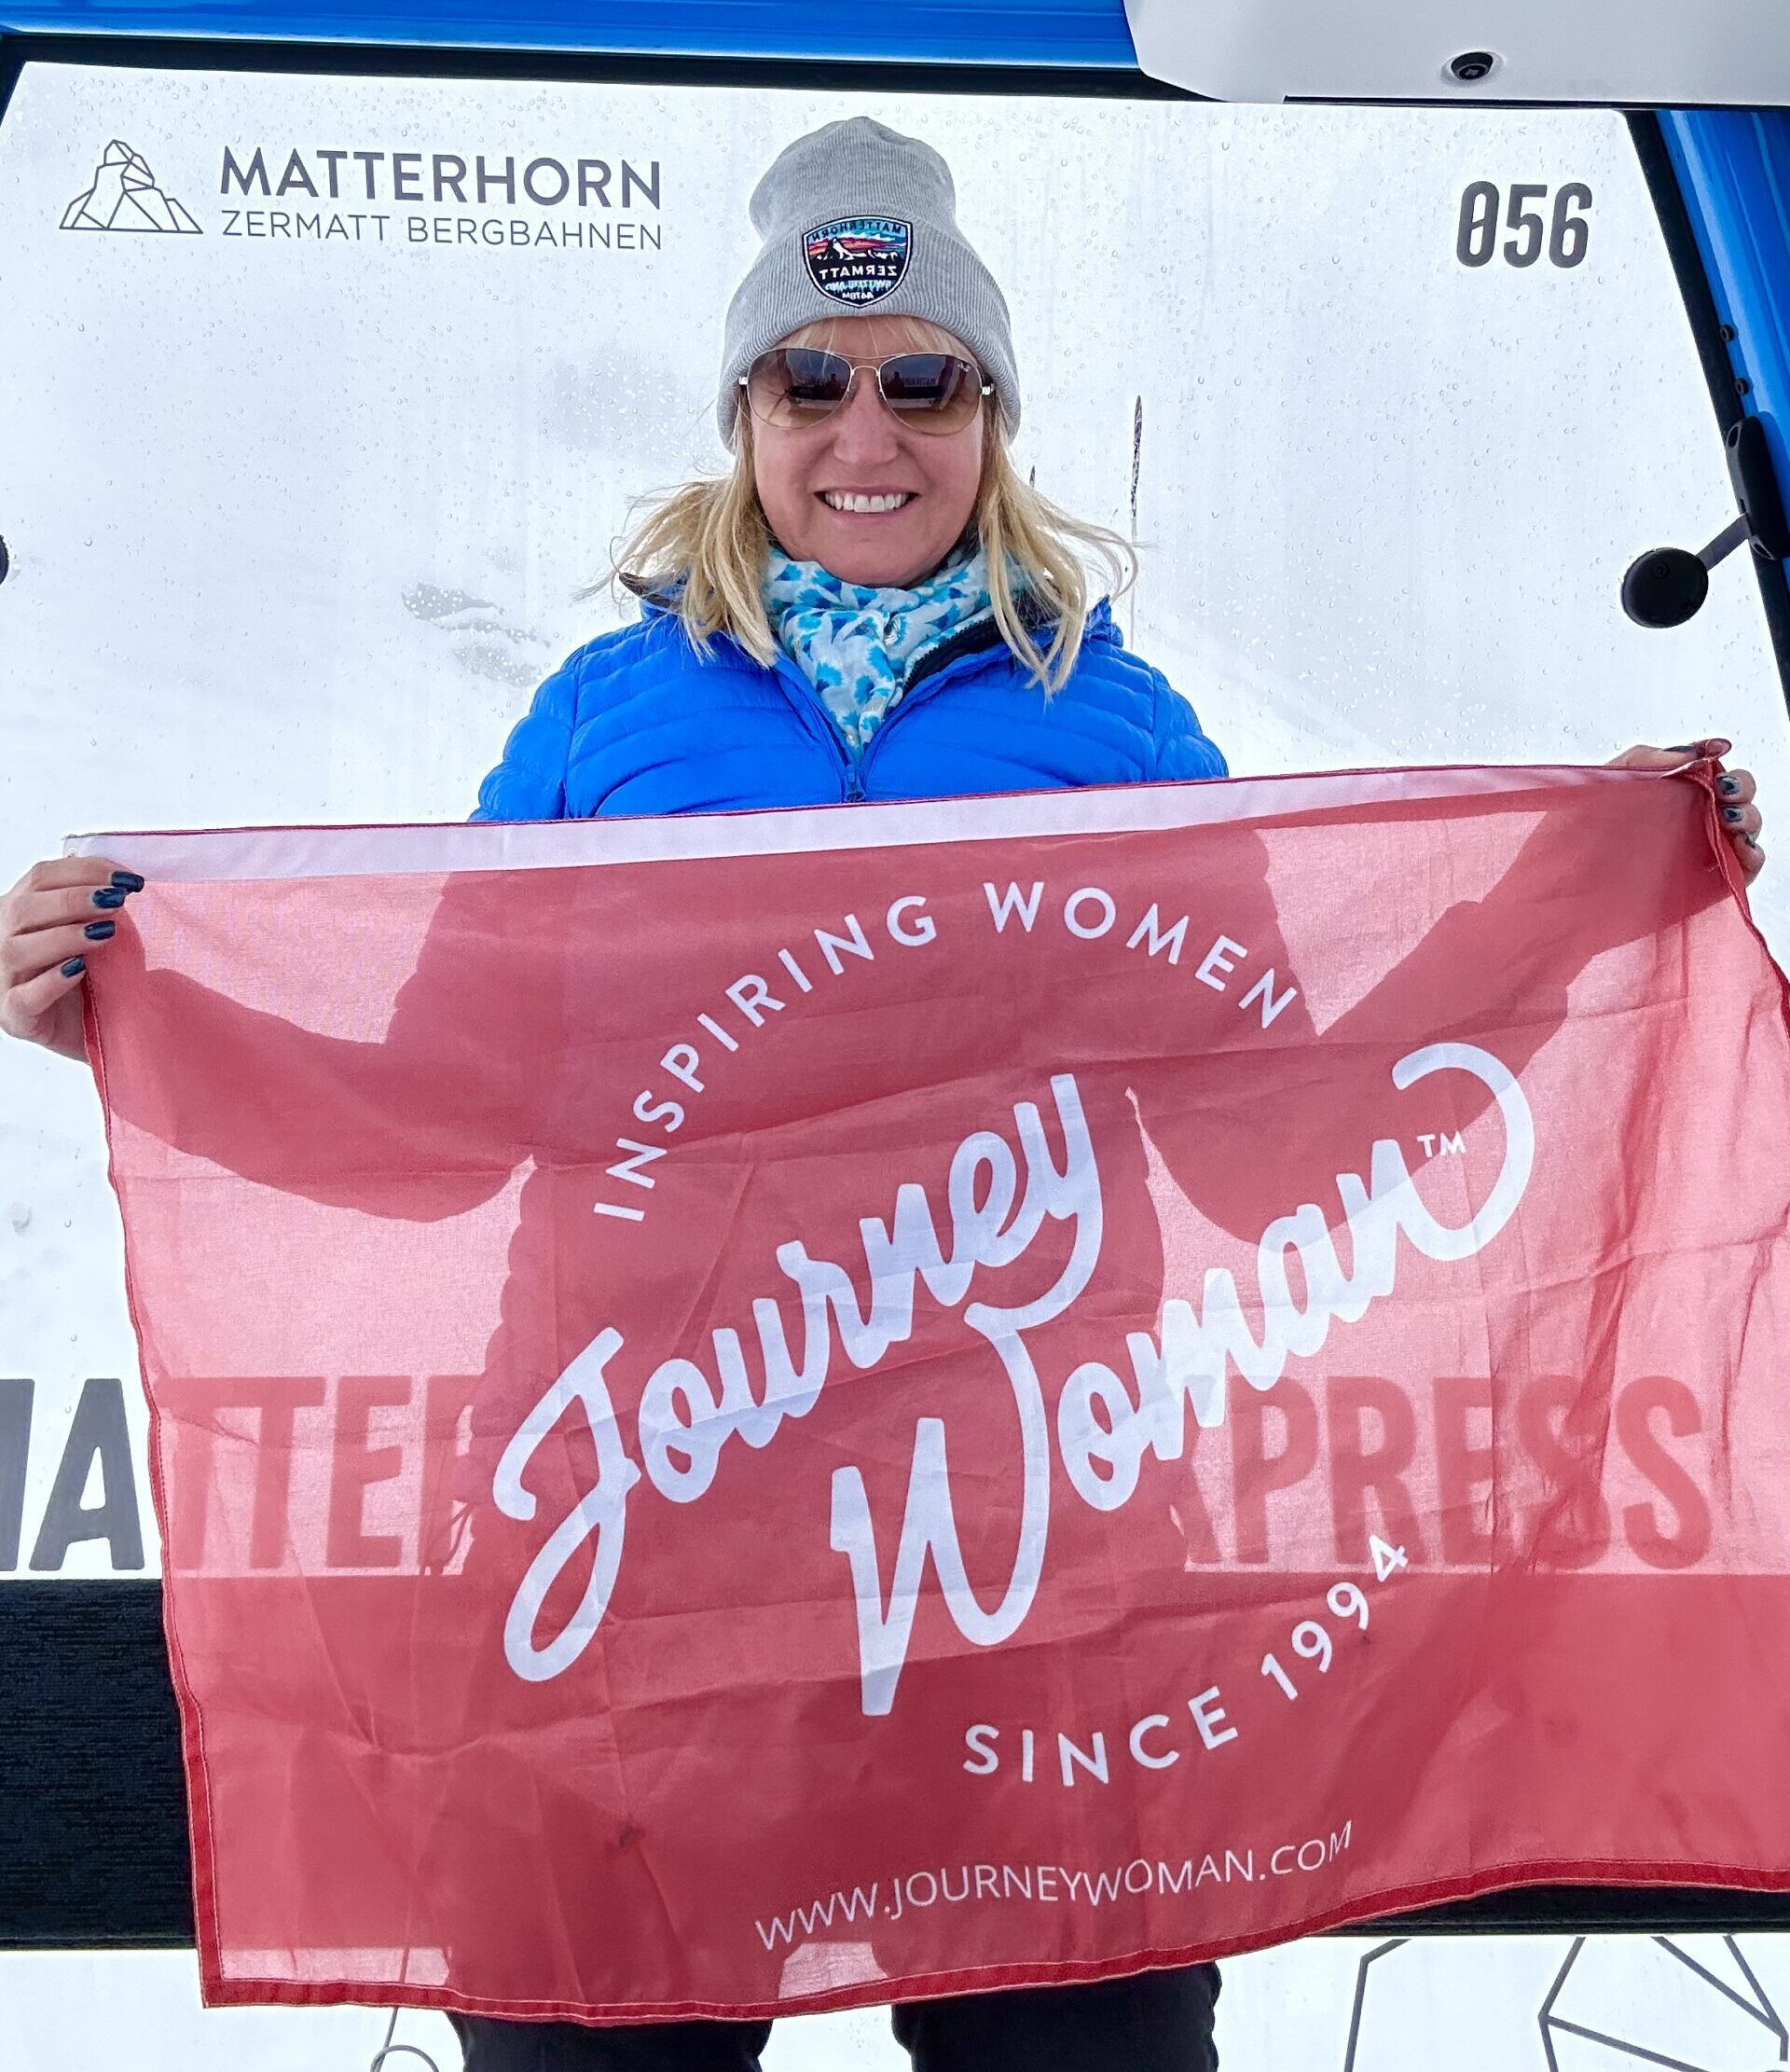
[62,141,201,234]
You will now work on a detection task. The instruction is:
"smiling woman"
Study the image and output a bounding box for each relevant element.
[747,313,990,586]
[611,300,1131,700]
[602,117,1139,713]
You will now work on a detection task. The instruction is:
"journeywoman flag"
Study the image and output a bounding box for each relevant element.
[76,762,1790,2021]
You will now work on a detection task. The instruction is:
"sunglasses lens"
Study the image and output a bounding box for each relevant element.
[747,348,853,427]
[879,354,983,433]
[743,349,986,434]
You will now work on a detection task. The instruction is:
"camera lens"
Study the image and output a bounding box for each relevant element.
[1450,50,1497,82]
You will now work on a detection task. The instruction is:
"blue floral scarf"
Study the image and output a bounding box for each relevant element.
[763,544,997,759]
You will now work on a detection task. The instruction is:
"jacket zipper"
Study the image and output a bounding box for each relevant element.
[766,644,993,805]
[764,614,1046,805]
[764,653,857,793]
[688,595,1105,808]
[849,635,1012,801]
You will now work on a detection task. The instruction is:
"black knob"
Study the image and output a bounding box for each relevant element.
[1450,50,1498,81]
[1622,546,1711,629]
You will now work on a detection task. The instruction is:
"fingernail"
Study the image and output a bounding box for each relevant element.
[60,957,85,978]
[1718,775,1742,796]
[83,919,116,942]
[1666,743,1700,753]
[90,887,125,909]
[1706,738,1734,755]
[108,870,145,892]
[1725,806,1745,823]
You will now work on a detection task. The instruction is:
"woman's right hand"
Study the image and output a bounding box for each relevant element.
[0,858,143,1062]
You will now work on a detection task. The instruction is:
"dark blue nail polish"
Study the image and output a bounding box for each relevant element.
[1724,806,1745,823]
[109,869,145,892]
[1666,743,1700,754]
[90,886,125,909]
[83,919,116,941]
[1719,775,1742,796]
[60,957,85,978]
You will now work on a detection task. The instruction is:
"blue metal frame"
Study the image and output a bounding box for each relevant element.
[1660,111,1790,690]
[1664,115,1790,518]
[0,0,1139,63]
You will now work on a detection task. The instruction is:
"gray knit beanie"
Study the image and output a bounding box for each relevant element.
[717,117,1020,447]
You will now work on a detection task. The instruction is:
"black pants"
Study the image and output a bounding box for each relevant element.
[450,1965,1220,2071]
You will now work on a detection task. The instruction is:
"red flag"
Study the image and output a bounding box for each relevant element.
[80,763,1790,2021]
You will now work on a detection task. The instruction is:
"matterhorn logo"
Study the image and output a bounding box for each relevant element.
[62,141,201,234]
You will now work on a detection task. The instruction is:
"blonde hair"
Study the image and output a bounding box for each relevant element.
[611,332,1135,693]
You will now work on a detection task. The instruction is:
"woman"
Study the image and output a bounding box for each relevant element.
[474,121,1228,828]
[0,115,1768,2072]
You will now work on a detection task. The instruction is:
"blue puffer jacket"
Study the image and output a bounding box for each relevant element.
[475,596,1226,819]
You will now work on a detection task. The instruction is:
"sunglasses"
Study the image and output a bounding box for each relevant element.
[741,347,993,435]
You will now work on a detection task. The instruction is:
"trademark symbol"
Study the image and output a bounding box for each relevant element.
[1416,1130,1466,1160]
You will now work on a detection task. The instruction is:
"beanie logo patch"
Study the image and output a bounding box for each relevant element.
[802,216,910,306]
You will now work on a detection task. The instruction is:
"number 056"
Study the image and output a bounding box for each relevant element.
[1457,181,1592,269]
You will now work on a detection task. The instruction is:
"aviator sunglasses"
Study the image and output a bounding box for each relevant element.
[741,346,994,435]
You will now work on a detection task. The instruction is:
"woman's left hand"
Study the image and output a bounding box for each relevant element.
[1607,737,1766,885]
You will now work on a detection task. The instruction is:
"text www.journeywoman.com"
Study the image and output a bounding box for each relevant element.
[754,1826,1354,1949]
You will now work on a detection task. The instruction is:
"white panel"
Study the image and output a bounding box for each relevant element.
[1124,0,1790,105]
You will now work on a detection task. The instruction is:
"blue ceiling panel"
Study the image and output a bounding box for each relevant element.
[0,0,1141,64]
